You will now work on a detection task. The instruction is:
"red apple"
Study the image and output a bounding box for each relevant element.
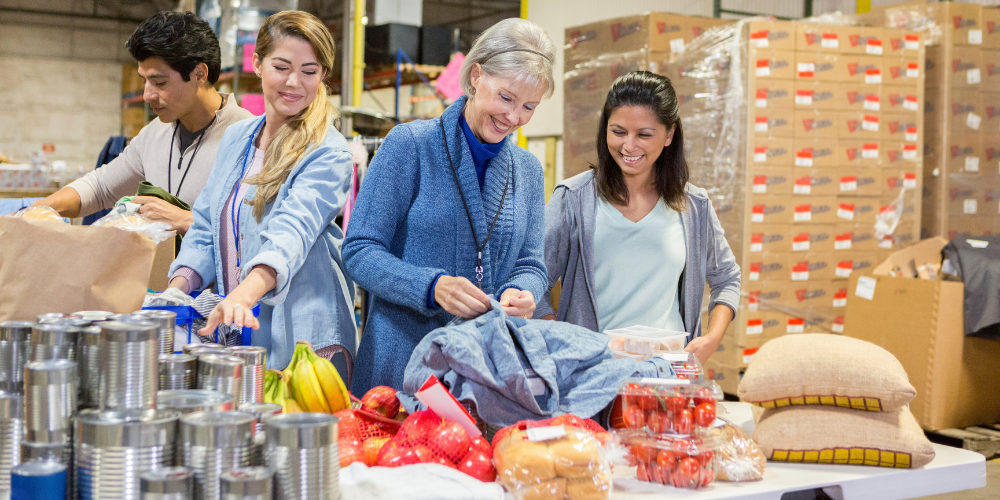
[468,436,492,455]
[398,410,442,446]
[361,386,401,418]
[429,421,471,463]
[339,440,366,467]
[457,449,496,482]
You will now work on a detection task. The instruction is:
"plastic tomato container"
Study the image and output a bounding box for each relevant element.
[605,326,688,359]
[616,429,724,489]
[615,378,720,436]
[659,352,705,381]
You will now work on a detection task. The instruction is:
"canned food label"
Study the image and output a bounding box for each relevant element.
[794,205,812,221]
[743,347,759,364]
[756,89,768,108]
[833,290,848,308]
[750,233,763,252]
[793,233,810,251]
[832,321,845,333]
[792,264,809,281]
[752,205,765,222]
[796,89,813,105]
[796,149,813,166]
[798,62,815,78]
[794,177,812,194]
[751,30,769,47]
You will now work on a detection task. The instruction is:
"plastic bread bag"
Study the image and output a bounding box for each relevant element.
[708,419,766,482]
[12,206,65,223]
[93,212,172,243]
[494,425,611,500]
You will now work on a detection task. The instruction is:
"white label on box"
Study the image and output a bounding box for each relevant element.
[787,322,805,333]
[743,349,758,364]
[833,297,847,308]
[903,174,917,188]
[822,34,839,48]
[866,40,883,55]
[864,97,880,111]
[670,38,685,53]
[855,276,877,300]
[527,425,567,442]
[907,64,919,78]
[970,29,983,45]
[755,119,768,132]
[906,128,918,142]
[796,156,813,167]
[903,96,919,111]
[756,65,771,77]
[746,321,763,335]
[838,205,855,220]
[792,270,809,281]
[903,147,918,160]
[749,270,760,281]
[865,71,882,84]
[967,112,982,131]
[753,183,767,193]
[968,239,989,249]
[835,239,852,250]
[965,199,978,214]
[754,37,769,48]
[841,176,857,191]
[879,237,894,249]
[756,97,767,108]
[862,115,879,131]
[754,152,767,162]
[968,68,981,85]
[752,213,764,222]
[750,242,762,252]
[793,239,810,251]
[905,36,919,50]
[798,62,815,74]
[966,156,980,172]
[794,210,812,222]
[862,145,879,159]
[832,322,845,333]
[796,92,813,105]
[836,264,853,278]
[794,183,811,194]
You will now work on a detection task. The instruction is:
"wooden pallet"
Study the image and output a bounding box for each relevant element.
[927,426,1000,458]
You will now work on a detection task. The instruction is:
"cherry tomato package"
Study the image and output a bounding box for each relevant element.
[611,378,721,435]
[616,429,724,490]
[375,409,497,482]
[494,425,612,500]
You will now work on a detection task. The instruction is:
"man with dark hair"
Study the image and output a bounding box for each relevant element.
[34,11,253,233]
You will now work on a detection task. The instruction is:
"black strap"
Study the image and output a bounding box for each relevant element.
[439,117,511,289]
[167,97,223,196]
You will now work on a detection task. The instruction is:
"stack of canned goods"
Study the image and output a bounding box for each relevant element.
[0,312,340,500]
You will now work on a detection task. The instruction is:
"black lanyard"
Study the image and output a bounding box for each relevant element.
[439,118,511,289]
[167,98,223,196]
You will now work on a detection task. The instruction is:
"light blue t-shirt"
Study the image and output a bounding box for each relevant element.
[594,196,686,333]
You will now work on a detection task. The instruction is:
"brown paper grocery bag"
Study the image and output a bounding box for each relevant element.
[0,217,156,321]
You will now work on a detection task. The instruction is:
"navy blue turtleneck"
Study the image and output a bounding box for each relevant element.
[459,113,504,190]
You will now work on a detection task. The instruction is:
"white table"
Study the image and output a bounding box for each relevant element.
[611,402,987,500]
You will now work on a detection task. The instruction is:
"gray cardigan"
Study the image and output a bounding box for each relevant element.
[537,171,741,338]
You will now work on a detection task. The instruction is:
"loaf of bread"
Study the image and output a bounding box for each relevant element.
[495,425,610,500]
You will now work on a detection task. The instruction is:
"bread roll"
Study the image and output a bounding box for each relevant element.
[519,478,567,500]
[565,472,610,500]
[550,428,600,478]
[496,431,556,485]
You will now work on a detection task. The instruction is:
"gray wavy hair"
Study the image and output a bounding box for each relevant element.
[461,18,556,99]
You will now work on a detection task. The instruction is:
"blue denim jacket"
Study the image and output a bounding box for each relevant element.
[170,116,356,369]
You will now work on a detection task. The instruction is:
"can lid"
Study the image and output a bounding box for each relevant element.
[140,466,193,494]
[76,409,181,447]
[36,312,73,322]
[12,460,67,477]
[52,317,92,328]
[237,403,281,419]
[220,467,273,495]
[182,343,223,354]
[225,346,267,366]
[133,309,177,329]
[100,321,157,342]
[72,311,114,321]
[197,354,245,377]
[266,413,338,448]
[157,390,234,414]
[0,321,33,340]
[181,411,256,447]
[0,393,23,419]
[159,353,197,365]
[24,359,77,384]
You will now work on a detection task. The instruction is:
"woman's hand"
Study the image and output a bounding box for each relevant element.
[684,332,722,365]
[434,275,491,318]
[133,196,194,234]
[684,305,735,364]
[199,265,277,335]
[500,289,535,319]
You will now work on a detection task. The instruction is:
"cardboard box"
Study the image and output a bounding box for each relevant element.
[981,49,1000,89]
[835,168,881,197]
[837,55,885,85]
[750,48,796,80]
[787,224,836,253]
[982,137,1000,173]
[795,23,845,52]
[787,251,838,281]
[837,195,879,224]
[881,167,921,196]
[981,92,1000,135]
[750,79,795,109]
[882,113,922,144]
[748,224,790,254]
[838,140,883,167]
[148,233,177,292]
[779,279,838,310]
[838,111,883,140]
[884,29,923,59]
[121,64,142,96]
[884,57,922,86]
[883,141,923,168]
[946,46,983,89]
[750,167,793,196]
[881,85,921,114]
[703,360,744,396]
[743,281,788,311]
[842,26,886,55]
[752,107,795,138]
[792,138,839,168]
[747,19,796,51]
[733,309,782,348]
[835,223,881,252]
[944,134,982,175]
[791,168,838,196]
[794,51,840,81]
[944,89,984,134]
[984,7,1000,49]
[750,137,795,167]
[750,194,793,225]
[832,251,879,282]
[745,252,788,283]
[793,108,838,138]
[840,83,883,112]
[790,196,837,225]
[844,236,1000,430]
[793,81,839,109]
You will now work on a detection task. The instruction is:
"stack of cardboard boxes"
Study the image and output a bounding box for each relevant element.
[667,20,925,394]
[121,64,147,139]
[562,13,732,178]
[870,2,1000,241]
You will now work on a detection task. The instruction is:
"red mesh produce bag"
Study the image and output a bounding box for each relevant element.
[336,408,402,467]
[376,409,496,482]
[492,414,609,450]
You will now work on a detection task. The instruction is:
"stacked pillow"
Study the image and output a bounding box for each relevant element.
[738,334,935,468]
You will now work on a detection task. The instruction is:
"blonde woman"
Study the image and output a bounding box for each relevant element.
[167,11,355,369]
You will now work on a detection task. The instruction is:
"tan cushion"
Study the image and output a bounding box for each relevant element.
[738,334,916,411]
[752,405,935,468]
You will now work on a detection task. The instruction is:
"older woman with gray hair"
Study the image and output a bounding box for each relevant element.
[344,18,556,393]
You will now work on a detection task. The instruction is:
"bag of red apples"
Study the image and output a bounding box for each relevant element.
[492,414,613,500]
[336,386,405,468]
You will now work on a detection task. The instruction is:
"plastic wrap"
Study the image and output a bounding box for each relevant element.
[494,425,611,500]
[614,378,719,435]
[92,212,173,243]
[709,420,766,482]
[616,430,723,489]
[11,206,65,223]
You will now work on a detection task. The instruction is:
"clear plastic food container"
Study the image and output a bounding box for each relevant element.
[616,378,720,437]
[616,429,724,489]
[606,326,688,358]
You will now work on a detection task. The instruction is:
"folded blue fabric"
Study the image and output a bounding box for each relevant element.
[403,300,675,427]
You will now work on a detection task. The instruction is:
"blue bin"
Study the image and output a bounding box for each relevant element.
[143,291,260,349]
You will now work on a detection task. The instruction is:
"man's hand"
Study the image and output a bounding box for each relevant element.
[133,196,193,234]
[434,275,491,318]
[500,289,535,319]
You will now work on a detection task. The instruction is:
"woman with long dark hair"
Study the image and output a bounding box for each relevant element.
[538,71,740,363]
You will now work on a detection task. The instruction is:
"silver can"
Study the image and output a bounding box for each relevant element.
[36,313,78,323]
[0,394,23,497]
[29,323,76,362]
[134,310,177,356]
[10,460,67,500]
[140,466,193,500]
[182,344,223,355]
[0,321,32,394]
[72,311,114,322]
[75,409,180,500]
[99,321,158,414]
[24,359,76,444]
[196,355,244,407]
[107,314,151,324]
[180,411,255,500]
[220,467,272,500]
[159,354,197,390]
[77,325,102,408]
[224,347,266,405]
[266,413,339,500]
[20,440,73,498]
[156,391,234,415]
[237,403,280,467]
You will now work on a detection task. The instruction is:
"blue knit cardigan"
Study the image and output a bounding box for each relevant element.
[343,95,548,393]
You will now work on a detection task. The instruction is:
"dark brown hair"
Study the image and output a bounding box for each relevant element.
[594,71,689,211]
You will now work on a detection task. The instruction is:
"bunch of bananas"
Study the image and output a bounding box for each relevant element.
[264,341,351,414]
